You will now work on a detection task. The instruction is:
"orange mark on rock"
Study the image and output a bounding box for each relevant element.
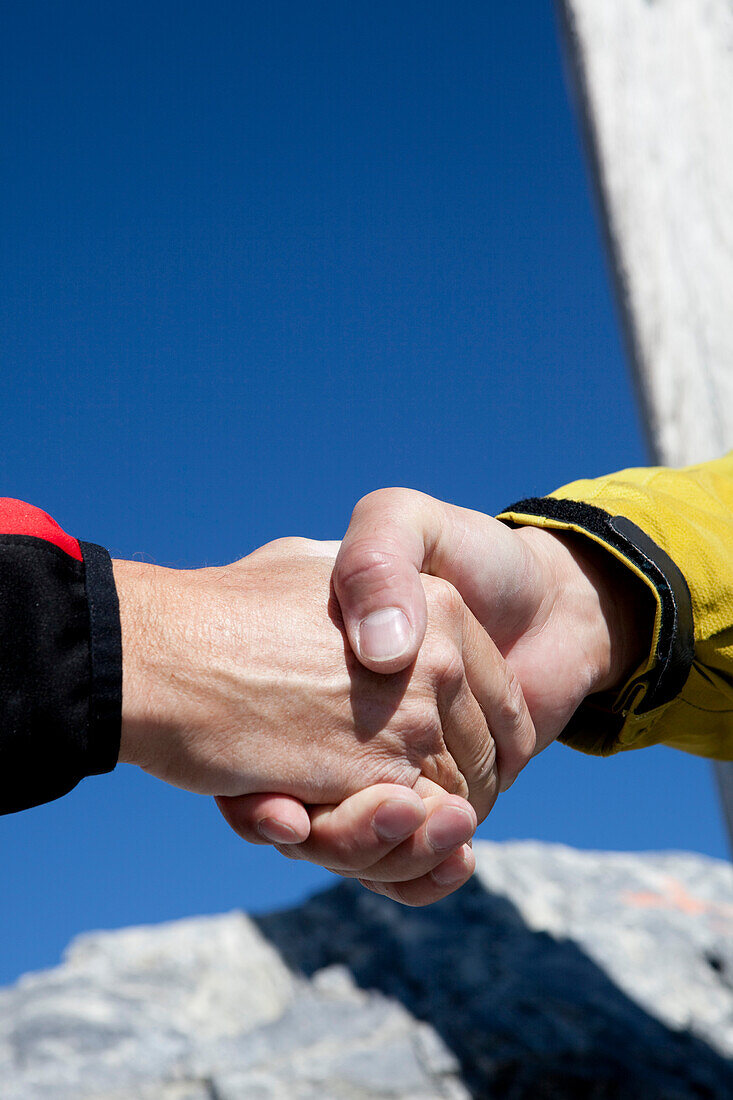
[622,877,733,921]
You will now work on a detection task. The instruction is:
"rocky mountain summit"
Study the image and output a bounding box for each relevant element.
[1,841,731,1099]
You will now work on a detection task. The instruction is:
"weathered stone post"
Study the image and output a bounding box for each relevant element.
[557,0,733,849]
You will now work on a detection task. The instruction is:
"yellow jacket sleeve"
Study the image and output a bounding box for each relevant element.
[497,451,733,761]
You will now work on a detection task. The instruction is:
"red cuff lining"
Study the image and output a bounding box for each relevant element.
[0,499,83,562]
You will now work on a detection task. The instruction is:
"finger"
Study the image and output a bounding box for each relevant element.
[436,657,499,823]
[335,488,533,677]
[358,843,475,907]
[272,785,428,871]
[458,603,537,798]
[322,779,476,882]
[333,488,447,673]
[215,792,312,845]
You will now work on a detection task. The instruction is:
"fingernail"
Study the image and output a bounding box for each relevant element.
[425,807,475,852]
[258,819,300,844]
[373,798,422,841]
[431,845,473,886]
[359,608,410,662]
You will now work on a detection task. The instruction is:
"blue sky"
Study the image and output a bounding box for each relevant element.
[1,1,726,986]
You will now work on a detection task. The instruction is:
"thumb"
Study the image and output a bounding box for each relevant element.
[333,488,449,673]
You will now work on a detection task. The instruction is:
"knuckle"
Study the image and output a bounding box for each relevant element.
[336,543,405,597]
[497,669,536,772]
[421,635,464,693]
[504,671,535,746]
[353,487,412,519]
[266,535,311,555]
[501,666,527,729]
[431,756,460,795]
[472,734,498,792]
[424,575,463,620]
[437,650,465,694]
[398,712,464,793]
[401,708,444,758]
[416,741,466,800]
[448,766,470,802]
[406,698,442,739]
[327,835,372,873]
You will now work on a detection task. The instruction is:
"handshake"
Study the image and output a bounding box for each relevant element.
[114,488,645,906]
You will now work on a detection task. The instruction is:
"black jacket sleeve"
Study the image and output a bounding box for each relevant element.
[0,499,122,813]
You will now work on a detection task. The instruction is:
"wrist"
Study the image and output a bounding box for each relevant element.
[564,534,654,694]
[515,525,654,697]
[112,558,178,769]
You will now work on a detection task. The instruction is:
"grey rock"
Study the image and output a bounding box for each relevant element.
[0,841,731,1098]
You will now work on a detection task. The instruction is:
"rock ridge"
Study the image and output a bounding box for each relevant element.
[1,841,731,1098]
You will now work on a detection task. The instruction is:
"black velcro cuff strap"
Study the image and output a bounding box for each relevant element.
[498,497,695,716]
[80,542,122,776]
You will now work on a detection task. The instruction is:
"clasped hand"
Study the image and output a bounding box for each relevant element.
[116,488,640,906]
[115,530,534,905]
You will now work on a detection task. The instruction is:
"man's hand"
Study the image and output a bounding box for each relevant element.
[234,489,651,898]
[333,489,651,754]
[113,536,535,901]
[218,778,484,907]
